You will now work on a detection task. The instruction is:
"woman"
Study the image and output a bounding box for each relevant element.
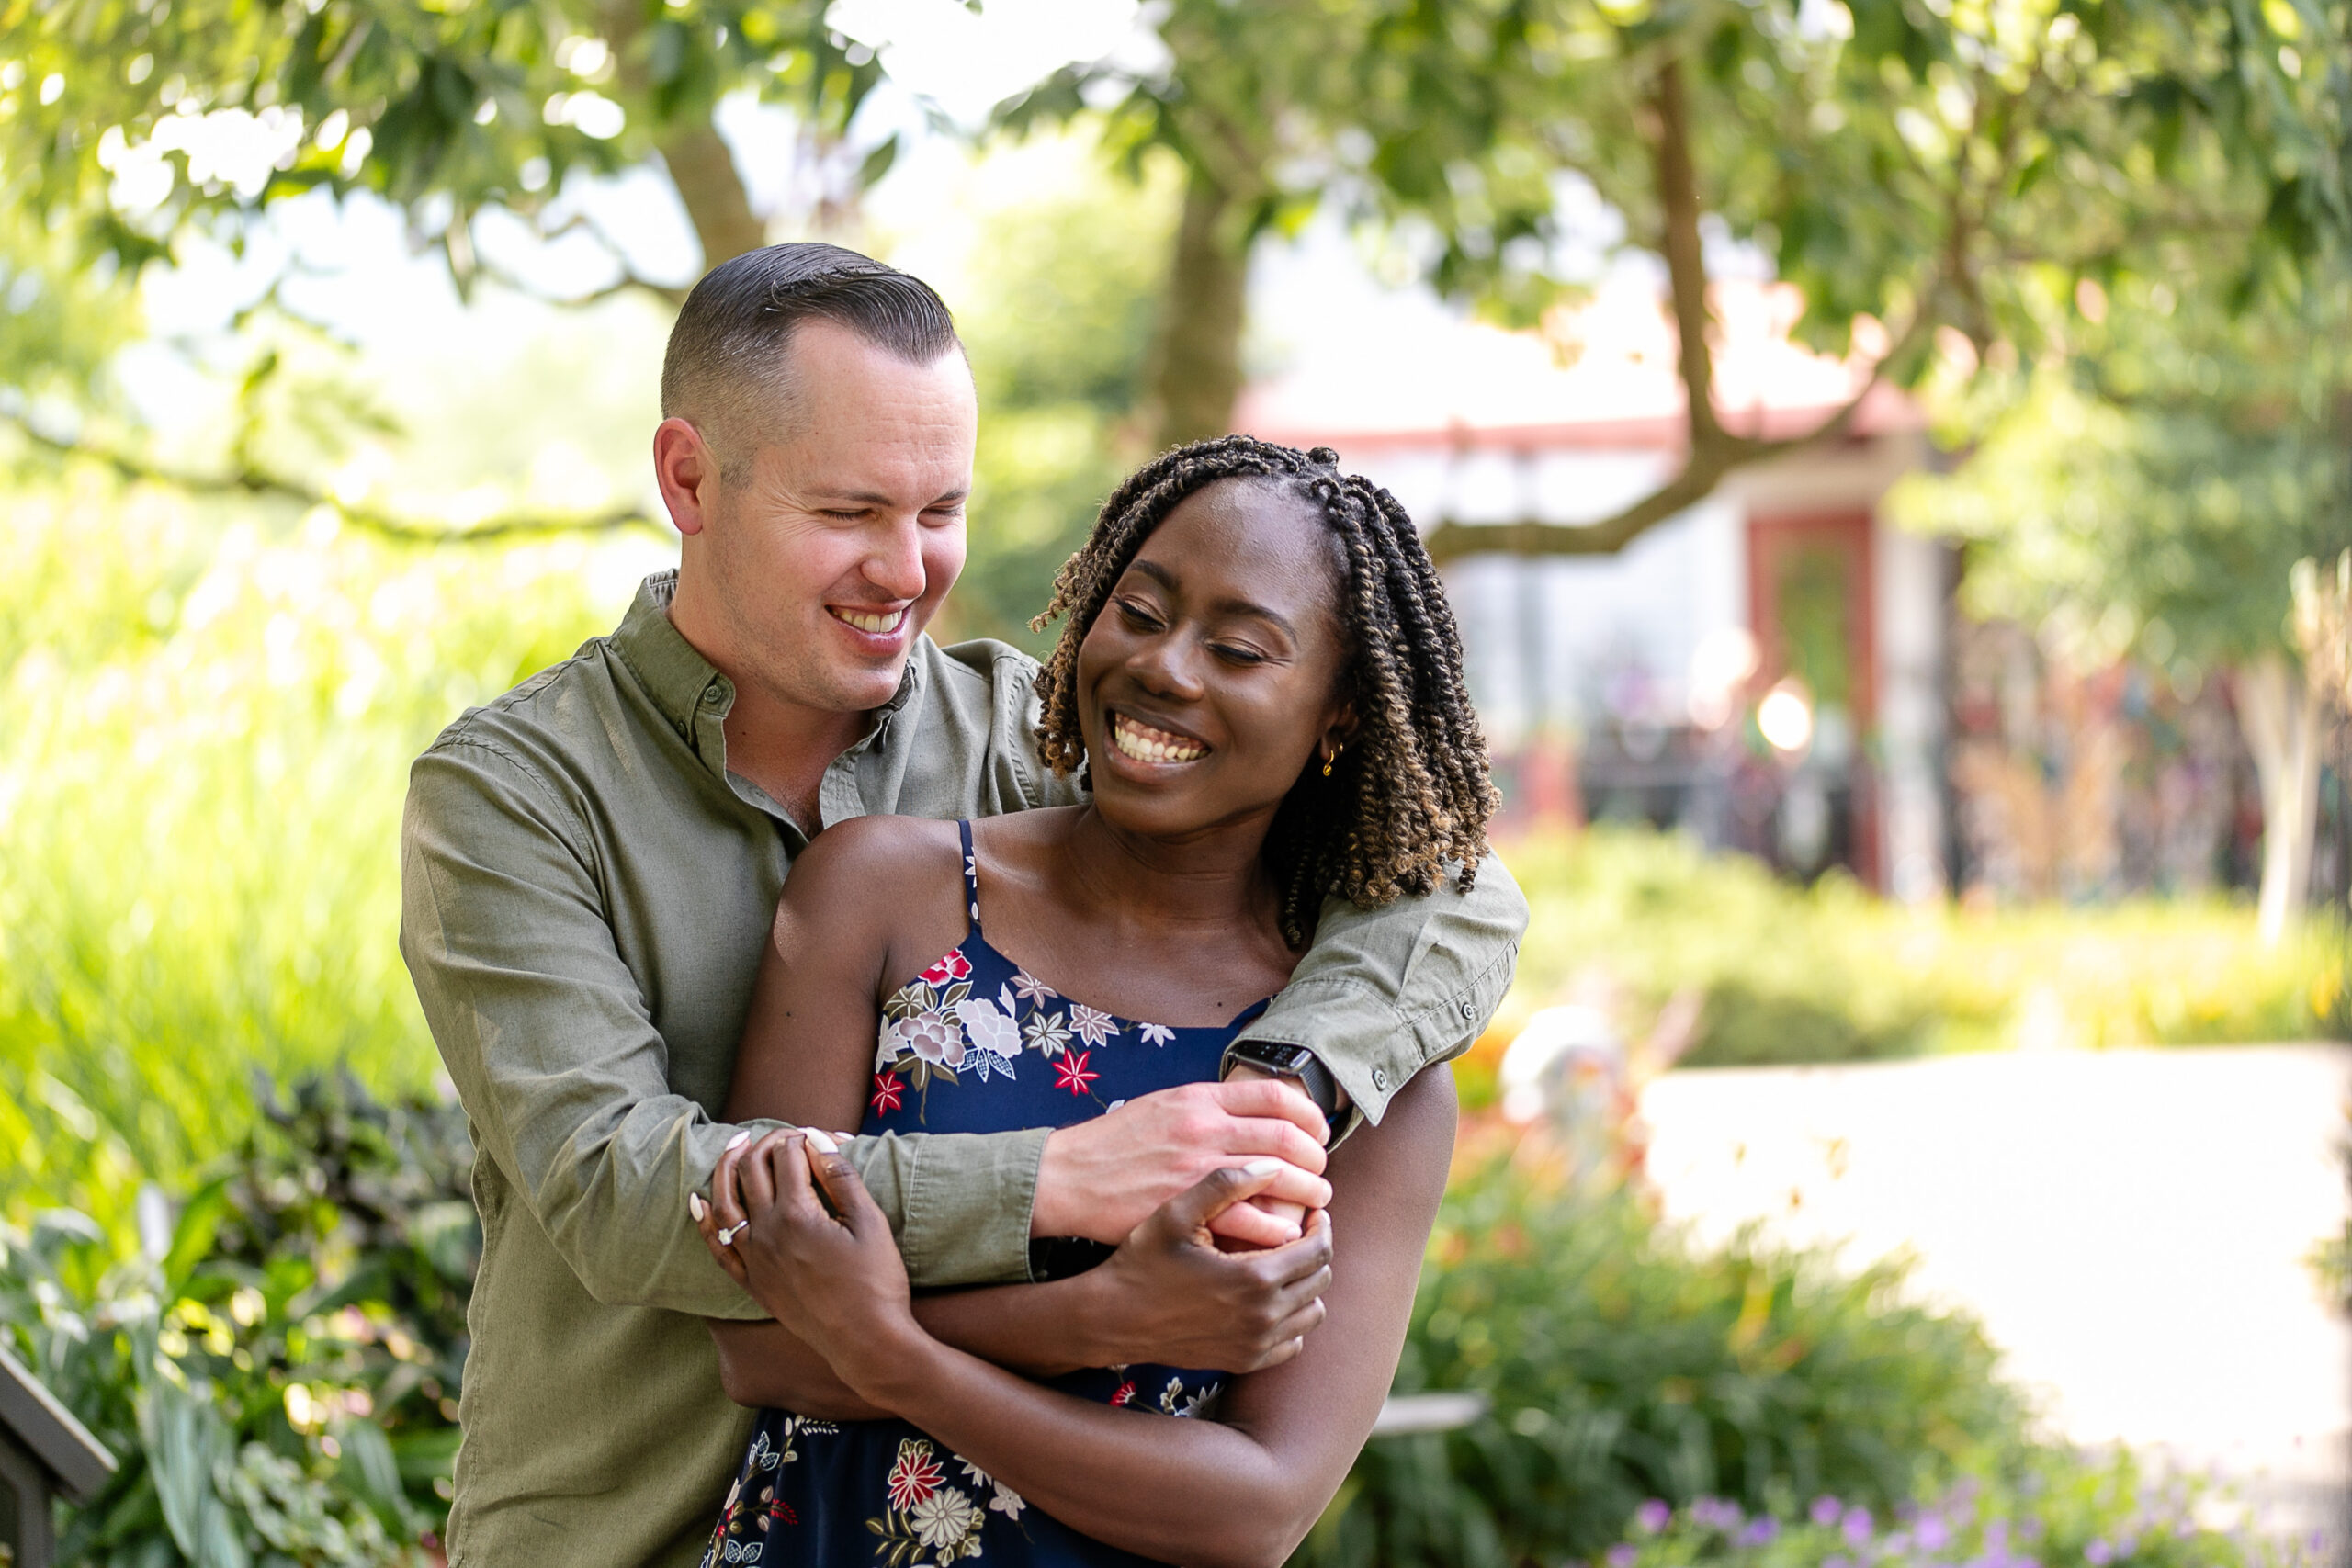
[696,436,1498,1568]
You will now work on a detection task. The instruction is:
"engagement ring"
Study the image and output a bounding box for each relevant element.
[716,1223,746,1247]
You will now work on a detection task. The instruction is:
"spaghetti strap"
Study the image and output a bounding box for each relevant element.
[956,819,981,931]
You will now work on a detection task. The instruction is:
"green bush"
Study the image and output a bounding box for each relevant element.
[1303,1161,2028,1568]
[1495,828,2345,1070]
[0,1076,472,1566]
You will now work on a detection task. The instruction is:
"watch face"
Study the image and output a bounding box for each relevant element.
[1243,1043,1311,1074]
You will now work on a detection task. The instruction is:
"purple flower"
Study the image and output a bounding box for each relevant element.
[1843,1509,1876,1546]
[1693,1498,1746,1532]
[1607,1543,1640,1568]
[1986,1521,2010,1551]
[1813,1497,1847,1529]
[1824,1556,1849,1568]
[1919,1517,1952,1551]
[1635,1501,1672,1536]
[2085,1540,2114,1565]
[1740,1519,1781,1548]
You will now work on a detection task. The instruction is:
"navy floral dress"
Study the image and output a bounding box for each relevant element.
[703,821,1268,1568]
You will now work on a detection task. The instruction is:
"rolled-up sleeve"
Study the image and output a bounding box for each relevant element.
[400,740,1039,1314]
[1238,852,1526,1132]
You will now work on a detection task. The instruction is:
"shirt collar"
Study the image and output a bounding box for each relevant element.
[609,570,923,748]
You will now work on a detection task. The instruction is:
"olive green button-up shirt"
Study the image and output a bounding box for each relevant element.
[399,570,1524,1568]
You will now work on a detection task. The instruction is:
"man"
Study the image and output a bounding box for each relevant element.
[400,243,1524,1568]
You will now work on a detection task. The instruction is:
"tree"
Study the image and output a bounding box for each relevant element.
[1894,262,2352,935]
[1001,0,2352,558]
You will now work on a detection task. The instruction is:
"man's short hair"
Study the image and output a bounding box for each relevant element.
[661,243,964,474]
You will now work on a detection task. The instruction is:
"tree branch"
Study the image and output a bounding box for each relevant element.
[3,411,666,545]
[1651,51,1724,450]
[1422,304,1935,564]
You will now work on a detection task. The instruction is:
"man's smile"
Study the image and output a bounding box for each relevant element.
[828,605,909,636]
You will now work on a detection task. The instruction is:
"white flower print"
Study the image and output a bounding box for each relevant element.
[1178,1381,1224,1419]
[1023,1010,1074,1058]
[899,1010,966,1068]
[1069,1004,1118,1049]
[1136,1022,1176,1047]
[958,1459,1027,1522]
[876,1016,908,1069]
[955,998,1023,1059]
[910,1487,986,1553]
[1011,969,1057,1003]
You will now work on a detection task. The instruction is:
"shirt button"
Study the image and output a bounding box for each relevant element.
[1459,999,1477,1021]
[1372,1066,1389,1091]
[701,685,725,707]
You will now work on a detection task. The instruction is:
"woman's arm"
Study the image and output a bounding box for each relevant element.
[730,1067,1458,1568]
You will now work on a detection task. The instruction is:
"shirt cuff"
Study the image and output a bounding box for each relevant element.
[893,1126,1049,1288]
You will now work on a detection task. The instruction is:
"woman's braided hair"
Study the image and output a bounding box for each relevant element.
[1031,434,1498,947]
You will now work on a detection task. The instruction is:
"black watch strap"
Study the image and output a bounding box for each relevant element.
[1222,1041,1341,1131]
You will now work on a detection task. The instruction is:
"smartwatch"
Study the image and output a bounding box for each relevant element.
[1220,1040,1341,1138]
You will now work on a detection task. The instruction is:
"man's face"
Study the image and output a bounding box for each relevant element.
[682,320,977,720]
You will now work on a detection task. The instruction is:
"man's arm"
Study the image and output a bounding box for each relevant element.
[1236,852,1526,1134]
[399,739,1046,1315]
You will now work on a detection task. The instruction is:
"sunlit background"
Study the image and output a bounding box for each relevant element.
[2,0,2348,1564]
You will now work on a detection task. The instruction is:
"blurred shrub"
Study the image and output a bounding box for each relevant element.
[0,479,653,1229]
[1494,828,2345,1070]
[1303,1160,2027,1568]
[0,1074,471,1565]
[1597,1448,2319,1568]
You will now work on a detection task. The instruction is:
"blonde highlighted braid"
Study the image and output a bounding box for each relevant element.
[1030,434,1498,948]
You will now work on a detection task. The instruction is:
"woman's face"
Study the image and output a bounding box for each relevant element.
[1076,479,1355,840]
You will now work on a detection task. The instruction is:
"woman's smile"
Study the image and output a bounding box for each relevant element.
[1108,710,1211,766]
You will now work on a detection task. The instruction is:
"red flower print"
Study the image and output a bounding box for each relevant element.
[769,1500,797,1526]
[870,1071,905,1115]
[919,949,973,986]
[1110,1382,1136,1407]
[1055,1051,1099,1096]
[887,1441,944,1511]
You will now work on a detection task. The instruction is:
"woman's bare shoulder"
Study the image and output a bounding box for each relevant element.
[793,813,964,877]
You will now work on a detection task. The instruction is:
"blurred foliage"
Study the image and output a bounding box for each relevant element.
[933,143,1178,654]
[2310,1105,2352,1314]
[1894,271,2352,672]
[0,0,886,321]
[1490,828,2346,1070]
[0,1073,473,1565]
[1596,1450,2317,1568]
[0,474,650,1229]
[1001,0,2352,532]
[1304,1160,2026,1568]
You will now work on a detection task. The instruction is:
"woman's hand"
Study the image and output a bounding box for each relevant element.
[1067,1165,1334,1373]
[715,1129,926,1403]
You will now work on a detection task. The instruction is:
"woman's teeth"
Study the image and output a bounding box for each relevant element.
[1111,714,1206,764]
[831,607,904,635]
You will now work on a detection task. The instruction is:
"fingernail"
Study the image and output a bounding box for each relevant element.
[1241,1158,1280,1178]
[724,1131,751,1152]
[689,1192,707,1222]
[803,1127,839,1155]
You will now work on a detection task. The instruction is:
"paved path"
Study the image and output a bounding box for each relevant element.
[1637,1045,2352,1536]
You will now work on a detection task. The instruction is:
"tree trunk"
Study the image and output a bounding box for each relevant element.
[600,0,765,271]
[2238,653,2323,944]
[1147,166,1250,452]
[659,118,768,268]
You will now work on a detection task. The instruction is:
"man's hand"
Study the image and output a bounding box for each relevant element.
[1067,1167,1334,1373]
[1033,1079,1331,1247]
